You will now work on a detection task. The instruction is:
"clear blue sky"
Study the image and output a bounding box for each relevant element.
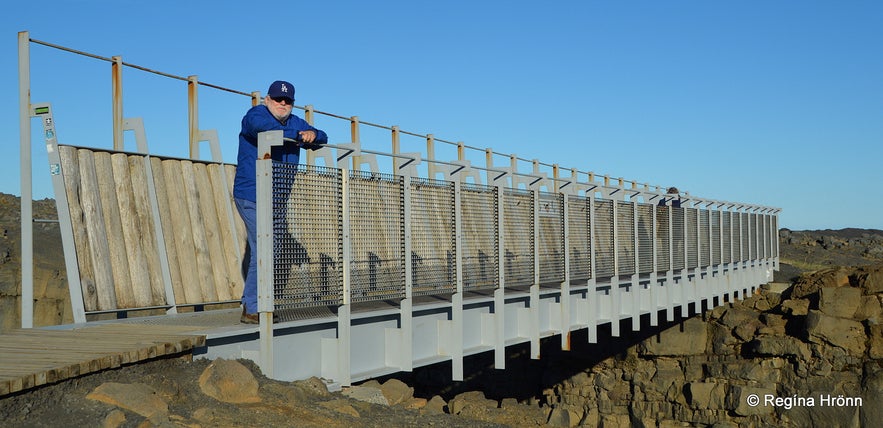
[2,1,881,231]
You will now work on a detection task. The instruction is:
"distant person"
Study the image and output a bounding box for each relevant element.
[233,80,328,324]
[659,186,681,208]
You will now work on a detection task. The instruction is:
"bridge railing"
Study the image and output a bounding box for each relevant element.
[257,137,778,321]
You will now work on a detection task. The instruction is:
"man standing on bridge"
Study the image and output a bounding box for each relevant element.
[233,80,328,324]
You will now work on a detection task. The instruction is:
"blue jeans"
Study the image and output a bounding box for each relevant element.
[235,197,258,314]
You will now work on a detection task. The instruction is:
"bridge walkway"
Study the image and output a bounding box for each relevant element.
[0,321,209,396]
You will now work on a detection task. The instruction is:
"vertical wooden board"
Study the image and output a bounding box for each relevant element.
[225,165,247,258]
[193,163,232,301]
[162,160,203,304]
[94,152,135,309]
[207,163,242,301]
[180,161,218,302]
[226,164,247,302]
[110,153,152,308]
[59,146,98,311]
[150,157,185,305]
[76,150,117,311]
[129,156,167,305]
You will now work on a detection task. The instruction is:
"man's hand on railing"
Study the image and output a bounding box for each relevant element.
[283,132,326,150]
[298,131,326,151]
[298,130,317,143]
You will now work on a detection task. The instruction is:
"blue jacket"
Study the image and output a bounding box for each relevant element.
[233,104,328,201]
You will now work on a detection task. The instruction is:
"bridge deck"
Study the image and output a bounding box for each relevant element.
[0,322,209,397]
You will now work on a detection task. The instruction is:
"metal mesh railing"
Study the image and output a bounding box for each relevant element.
[710,210,721,265]
[460,183,499,291]
[686,208,699,269]
[594,199,615,278]
[266,162,777,310]
[617,201,636,275]
[502,189,535,287]
[747,213,756,261]
[272,163,343,310]
[673,207,688,270]
[637,204,654,274]
[760,214,768,259]
[737,213,751,261]
[699,209,710,268]
[348,171,405,303]
[722,211,732,264]
[568,195,592,281]
[538,192,565,284]
[409,178,456,296]
[655,205,671,272]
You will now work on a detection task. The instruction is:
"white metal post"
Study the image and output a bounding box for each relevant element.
[587,195,598,343]
[18,31,34,329]
[452,180,464,380]
[493,183,506,368]
[400,174,414,372]
[33,103,87,324]
[339,169,352,386]
[610,197,620,337]
[560,192,571,351]
[530,188,541,358]
[256,130,283,377]
[631,201,640,332]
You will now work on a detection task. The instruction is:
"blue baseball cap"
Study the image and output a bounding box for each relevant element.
[267,80,295,102]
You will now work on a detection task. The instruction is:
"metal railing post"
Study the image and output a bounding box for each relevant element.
[631,201,640,331]
[256,130,284,377]
[337,168,352,385]
[400,173,413,372]
[530,187,540,358]
[425,134,435,179]
[391,126,400,171]
[610,194,621,337]
[188,75,199,159]
[452,180,465,380]
[350,116,361,170]
[18,31,34,329]
[112,56,124,151]
[493,181,506,368]
[305,105,316,165]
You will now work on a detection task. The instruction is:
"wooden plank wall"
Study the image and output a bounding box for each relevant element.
[58,146,245,312]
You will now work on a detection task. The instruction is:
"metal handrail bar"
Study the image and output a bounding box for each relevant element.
[30,37,251,96]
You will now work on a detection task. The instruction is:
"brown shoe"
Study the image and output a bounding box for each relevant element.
[240,307,259,324]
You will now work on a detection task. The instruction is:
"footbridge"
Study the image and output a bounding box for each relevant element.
[16,32,780,387]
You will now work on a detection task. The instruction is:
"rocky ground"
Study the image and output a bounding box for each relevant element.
[2,193,883,427]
